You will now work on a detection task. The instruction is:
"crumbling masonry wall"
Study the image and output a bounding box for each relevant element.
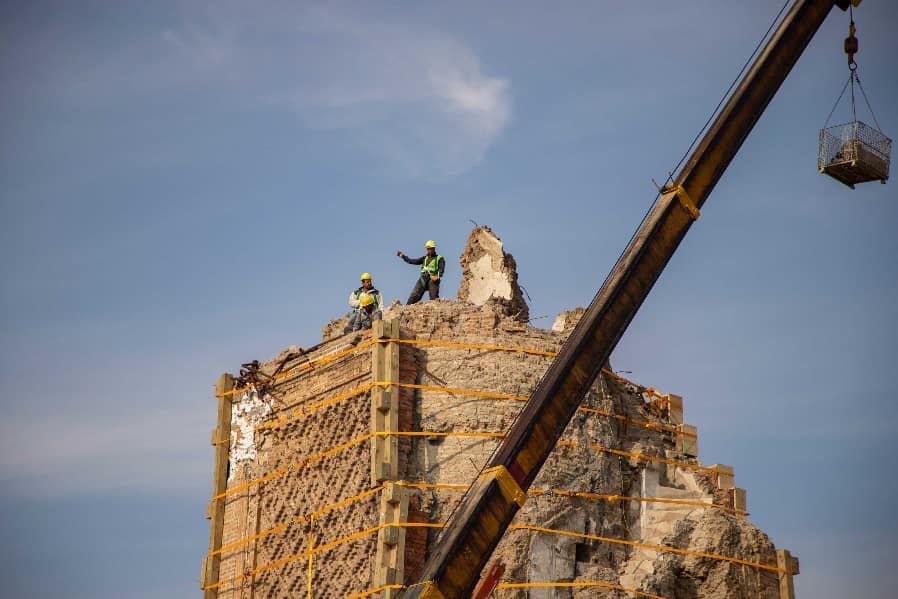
[202,226,797,598]
[391,301,785,599]
[205,336,398,599]
[203,301,792,598]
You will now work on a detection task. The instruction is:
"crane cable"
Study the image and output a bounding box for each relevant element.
[516,8,792,536]
[609,0,792,302]
[661,0,792,190]
[854,71,883,132]
[594,1,791,353]
[823,6,883,131]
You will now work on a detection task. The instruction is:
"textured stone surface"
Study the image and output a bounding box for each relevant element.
[551,307,586,333]
[207,239,787,598]
[457,226,529,322]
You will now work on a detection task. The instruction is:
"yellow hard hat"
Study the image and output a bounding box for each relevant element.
[359,272,372,281]
[424,240,437,248]
[359,294,375,307]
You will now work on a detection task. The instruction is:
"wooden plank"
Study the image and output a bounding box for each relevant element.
[371,321,388,484]
[203,373,234,598]
[374,483,409,596]
[385,321,400,478]
[777,549,796,599]
[371,320,400,484]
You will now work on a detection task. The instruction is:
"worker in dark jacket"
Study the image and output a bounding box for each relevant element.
[397,240,445,304]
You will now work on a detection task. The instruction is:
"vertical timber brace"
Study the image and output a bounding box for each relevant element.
[371,320,401,484]
[374,483,410,596]
[202,373,234,597]
[371,320,405,596]
[777,549,799,599]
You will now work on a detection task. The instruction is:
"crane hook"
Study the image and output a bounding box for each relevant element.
[844,20,858,68]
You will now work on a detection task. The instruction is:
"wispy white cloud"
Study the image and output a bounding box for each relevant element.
[254,6,512,178]
[31,2,512,179]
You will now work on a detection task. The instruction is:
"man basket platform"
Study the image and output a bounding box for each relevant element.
[818,120,891,188]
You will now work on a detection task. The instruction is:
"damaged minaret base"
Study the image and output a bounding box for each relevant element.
[202,225,798,599]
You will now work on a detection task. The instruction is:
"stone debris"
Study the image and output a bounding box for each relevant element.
[551,307,586,333]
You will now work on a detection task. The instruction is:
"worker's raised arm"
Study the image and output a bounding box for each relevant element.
[398,252,424,265]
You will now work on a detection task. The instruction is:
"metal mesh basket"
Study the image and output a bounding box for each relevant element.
[818,120,891,188]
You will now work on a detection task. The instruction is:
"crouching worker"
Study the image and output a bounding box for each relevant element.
[345,272,383,333]
[347,294,380,332]
[397,239,445,305]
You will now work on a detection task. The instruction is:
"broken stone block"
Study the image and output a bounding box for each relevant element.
[666,393,684,424]
[457,226,529,322]
[552,307,586,333]
[710,463,735,490]
[731,487,747,513]
[677,423,698,456]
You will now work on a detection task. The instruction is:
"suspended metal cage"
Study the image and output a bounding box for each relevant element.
[818,120,891,188]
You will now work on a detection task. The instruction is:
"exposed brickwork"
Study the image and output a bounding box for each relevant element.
[212,334,382,599]
[403,494,430,584]
[397,345,418,480]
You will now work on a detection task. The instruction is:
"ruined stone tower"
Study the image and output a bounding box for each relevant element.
[201,227,798,599]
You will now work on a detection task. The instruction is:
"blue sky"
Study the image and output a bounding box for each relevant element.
[1,1,896,597]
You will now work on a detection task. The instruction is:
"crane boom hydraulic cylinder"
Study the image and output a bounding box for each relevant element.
[406,1,854,597]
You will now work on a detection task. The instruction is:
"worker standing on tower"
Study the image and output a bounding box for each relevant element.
[344,273,384,333]
[397,240,445,304]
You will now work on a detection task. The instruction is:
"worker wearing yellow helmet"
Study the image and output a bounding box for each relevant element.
[344,272,384,333]
[397,240,445,304]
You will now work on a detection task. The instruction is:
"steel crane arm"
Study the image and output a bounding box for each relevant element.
[406,1,853,597]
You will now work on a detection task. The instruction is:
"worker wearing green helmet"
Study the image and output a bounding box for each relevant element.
[397,240,445,304]
[344,272,384,333]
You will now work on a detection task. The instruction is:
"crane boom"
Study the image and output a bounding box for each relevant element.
[405,1,856,597]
